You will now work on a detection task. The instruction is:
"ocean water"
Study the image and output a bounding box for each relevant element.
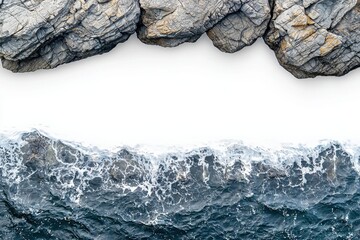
[0,130,359,239]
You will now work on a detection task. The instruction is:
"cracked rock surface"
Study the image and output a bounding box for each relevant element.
[138,0,270,51]
[0,0,140,72]
[207,0,270,53]
[264,0,360,78]
[0,0,360,78]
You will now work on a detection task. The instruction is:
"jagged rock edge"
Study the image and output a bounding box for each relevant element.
[0,0,358,78]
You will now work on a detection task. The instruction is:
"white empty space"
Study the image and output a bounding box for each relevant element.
[1,36,359,148]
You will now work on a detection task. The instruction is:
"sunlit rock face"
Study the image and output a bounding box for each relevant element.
[0,0,270,72]
[264,0,360,78]
[0,0,140,72]
[137,0,271,52]
[1,0,360,78]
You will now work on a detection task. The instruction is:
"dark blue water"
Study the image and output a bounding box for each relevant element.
[0,131,359,239]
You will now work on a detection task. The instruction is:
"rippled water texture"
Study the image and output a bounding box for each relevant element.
[0,130,359,239]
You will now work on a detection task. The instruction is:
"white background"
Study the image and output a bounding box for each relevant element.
[1,36,360,148]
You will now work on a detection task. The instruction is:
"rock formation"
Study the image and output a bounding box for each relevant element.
[0,0,359,78]
[264,0,360,78]
[207,0,270,53]
[0,0,140,72]
[137,0,270,52]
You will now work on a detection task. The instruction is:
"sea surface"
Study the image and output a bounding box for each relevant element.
[0,130,359,239]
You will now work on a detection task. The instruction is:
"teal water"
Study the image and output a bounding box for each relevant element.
[0,131,359,239]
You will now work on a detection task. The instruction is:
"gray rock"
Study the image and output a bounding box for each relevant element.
[136,0,241,47]
[207,0,271,53]
[264,0,360,78]
[0,0,140,72]
[137,0,270,49]
[20,131,58,169]
[19,130,89,169]
[1,0,360,78]
[110,149,145,186]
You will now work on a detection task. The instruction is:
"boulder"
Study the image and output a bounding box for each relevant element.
[264,0,360,78]
[0,0,140,72]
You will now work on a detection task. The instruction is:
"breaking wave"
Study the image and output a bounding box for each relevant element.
[0,130,359,239]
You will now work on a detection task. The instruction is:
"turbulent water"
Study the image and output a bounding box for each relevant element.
[0,131,360,239]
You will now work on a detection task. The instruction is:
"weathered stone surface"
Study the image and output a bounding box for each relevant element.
[264,0,360,78]
[136,0,241,47]
[207,0,271,53]
[138,0,270,51]
[0,0,140,72]
[1,0,360,78]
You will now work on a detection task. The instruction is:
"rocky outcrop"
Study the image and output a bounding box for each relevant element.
[137,0,270,52]
[264,0,360,78]
[0,0,140,72]
[207,0,270,53]
[0,0,359,78]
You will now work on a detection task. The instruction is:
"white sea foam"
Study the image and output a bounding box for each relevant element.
[0,129,359,212]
